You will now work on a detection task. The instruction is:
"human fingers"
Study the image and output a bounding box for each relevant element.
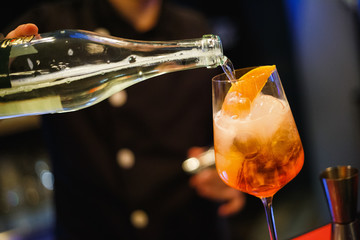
[5,23,38,39]
[217,191,246,217]
[190,169,229,200]
[190,169,246,216]
[189,168,214,189]
[187,146,206,158]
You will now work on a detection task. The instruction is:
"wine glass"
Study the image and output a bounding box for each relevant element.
[212,66,304,240]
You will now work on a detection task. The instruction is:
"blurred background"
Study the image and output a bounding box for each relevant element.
[0,0,359,239]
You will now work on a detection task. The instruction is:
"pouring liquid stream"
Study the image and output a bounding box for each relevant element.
[220,57,236,83]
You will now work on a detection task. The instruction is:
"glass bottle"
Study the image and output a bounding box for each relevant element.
[0,29,224,119]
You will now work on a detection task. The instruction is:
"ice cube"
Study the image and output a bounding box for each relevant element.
[233,132,261,159]
[271,126,302,166]
[250,94,286,119]
[222,91,251,119]
[213,111,238,157]
[250,95,288,139]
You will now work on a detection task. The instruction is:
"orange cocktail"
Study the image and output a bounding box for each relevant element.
[212,65,304,240]
[213,66,304,198]
[213,93,304,198]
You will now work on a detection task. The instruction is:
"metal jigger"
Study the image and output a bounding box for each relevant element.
[320,165,359,240]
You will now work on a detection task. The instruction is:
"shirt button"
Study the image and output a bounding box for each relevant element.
[130,210,149,229]
[116,148,135,169]
[109,91,127,107]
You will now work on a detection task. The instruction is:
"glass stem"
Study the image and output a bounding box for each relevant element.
[261,196,278,240]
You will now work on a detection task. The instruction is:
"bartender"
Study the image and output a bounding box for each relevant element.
[4,0,245,239]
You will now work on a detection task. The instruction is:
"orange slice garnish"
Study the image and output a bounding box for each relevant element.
[222,65,276,118]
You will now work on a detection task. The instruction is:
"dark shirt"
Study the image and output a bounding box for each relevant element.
[7,0,227,239]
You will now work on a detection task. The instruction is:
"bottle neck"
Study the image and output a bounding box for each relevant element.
[120,34,224,75]
[198,34,224,68]
[157,34,224,69]
[94,32,225,77]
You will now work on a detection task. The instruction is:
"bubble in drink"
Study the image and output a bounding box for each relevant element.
[128,56,136,63]
[68,48,74,56]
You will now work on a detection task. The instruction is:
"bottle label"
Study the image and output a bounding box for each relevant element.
[0,35,35,88]
[0,95,63,117]
[0,35,34,48]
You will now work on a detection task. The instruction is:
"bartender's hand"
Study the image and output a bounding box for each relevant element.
[5,23,38,38]
[188,147,246,217]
